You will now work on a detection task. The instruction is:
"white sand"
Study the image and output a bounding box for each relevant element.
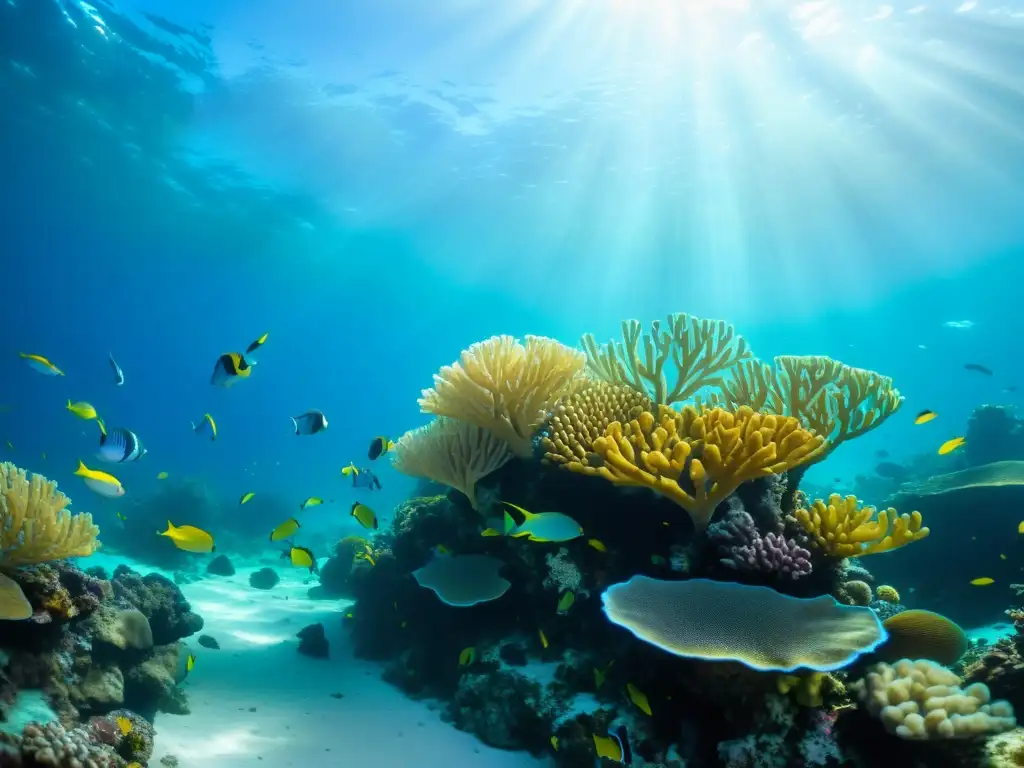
[86,554,549,768]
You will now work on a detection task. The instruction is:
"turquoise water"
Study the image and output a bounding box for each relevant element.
[3,2,1024,767]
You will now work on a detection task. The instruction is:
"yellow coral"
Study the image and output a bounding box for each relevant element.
[0,462,100,566]
[876,585,900,603]
[777,671,838,707]
[392,418,514,511]
[581,314,753,406]
[541,381,653,468]
[572,405,825,531]
[793,494,928,557]
[418,335,585,458]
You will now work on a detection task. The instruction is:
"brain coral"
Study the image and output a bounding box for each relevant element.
[601,576,887,672]
[877,610,968,666]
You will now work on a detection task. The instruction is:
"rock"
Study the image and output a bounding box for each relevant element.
[317,556,353,597]
[499,643,527,667]
[197,635,220,650]
[70,664,125,714]
[206,555,235,577]
[112,566,204,644]
[123,643,191,718]
[88,607,154,653]
[296,623,329,659]
[249,568,279,590]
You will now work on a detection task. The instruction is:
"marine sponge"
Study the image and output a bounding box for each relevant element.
[581,313,753,406]
[601,576,887,672]
[876,584,900,603]
[581,405,825,531]
[792,494,929,557]
[392,418,514,511]
[878,610,968,666]
[418,335,585,457]
[854,659,1016,740]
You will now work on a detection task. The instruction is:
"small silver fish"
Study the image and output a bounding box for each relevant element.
[291,410,328,435]
[109,352,124,386]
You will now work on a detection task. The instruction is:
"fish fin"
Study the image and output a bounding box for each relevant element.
[74,460,87,476]
[503,501,534,520]
[504,511,518,535]
[290,417,299,434]
[97,418,107,442]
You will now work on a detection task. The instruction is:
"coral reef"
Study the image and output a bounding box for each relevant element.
[708,507,812,581]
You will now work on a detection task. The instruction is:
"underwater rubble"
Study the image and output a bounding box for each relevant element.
[323,313,1024,768]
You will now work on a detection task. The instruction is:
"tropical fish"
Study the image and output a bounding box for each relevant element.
[341,463,359,476]
[300,496,324,510]
[351,502,378,530]
[458,647,476,666]
[292,410,328,435]
[74,460,124,498]
[289,545,319,573]
[434,544,451,556]
[186,653,196,673]
[587,538,607,553]
[627,682,652,715]
[538,628,549,649]
[368,436,394,460]
[965,363,994,376]
[592,725,633,764]
[557,591,575,614]
[157,471,169,480]
[1019,521,1024,534]
[19,353,63,376]
[109,353,124,386]
[550,736,559,752]
[246,332,269,357]
[480,528,501,537]
[239,492,255,505]
[210,352,253,387]
[938,436,966,455]
[96,420,146,463]
[350,468,381,491]
[192,413,217,441]
[503,502,583,543]
[970,577,995,586]
[159,521,215,553]
[1001,554,1008,561]
[115,716,132,736]
[354,551,376,567]
[116,511,127,522]
[66,400,97,420]
[914,409,937,425]
[270,518,300,541]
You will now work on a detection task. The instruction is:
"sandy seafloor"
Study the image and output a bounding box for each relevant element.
[82,553,550,768]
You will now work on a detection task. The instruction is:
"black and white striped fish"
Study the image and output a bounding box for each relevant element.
[96,419,147,463]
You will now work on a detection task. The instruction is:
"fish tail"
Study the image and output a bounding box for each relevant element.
[503,501,533,520]
[74,459,87,476]
[503,510,516,535]
[290,417,299,434]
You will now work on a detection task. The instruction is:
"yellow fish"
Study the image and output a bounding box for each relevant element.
[354,552,376,567]
[368,436,394,461]
[938,436,966,455]
[157,471,169,480]
[246,332,269,356]
[115,716,132,735]
[159,521,215,553]
[270,518,300,542]
[1001,554,1008,561]
[538,628,549,649]
[66,400,98,420]
[1018,521,1024,534]
[192,413,217,441]
[300,496,324,510]
[341,462,359,476]
[592,727,632,762]
[116,511,127,522]
[19,352,63,376]
[186,653,196,673]
[458,647,476,666]
[435,544,451,555]
[239,492,256,505]
[627,682,652,715]
[971,577,995,586]
[587,538,607,553]
[914,409,937,425]
[289,546,318,572]
[557,591,575,614]
[74,460,124,498]
[351,502,378,530]
[550,736,559,751]
[127,764,142,768]
[481,528,501,537]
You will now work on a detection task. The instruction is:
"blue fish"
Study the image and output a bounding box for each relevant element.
[291,410,328,435]
[351,468,381,491]
[96,419,146,463]
[503,502,583,543]
[192,413,217,441]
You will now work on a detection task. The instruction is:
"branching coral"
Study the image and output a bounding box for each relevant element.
[1,462,100,566]
[854,659,1016,740]
[392,418,514,511]
[560,405,825,531]
[581,313,753,406]
[418,335,585,457]
[792,494,928,557]
[714,356,903,459]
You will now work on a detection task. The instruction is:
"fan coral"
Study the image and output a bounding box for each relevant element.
[854,659,1016,740]
[578,405,825,530]
[418,335,585,457]
[392,418,513,511]
[792,494,928,557]
[708,509,812,580]
[581,313,753,406]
